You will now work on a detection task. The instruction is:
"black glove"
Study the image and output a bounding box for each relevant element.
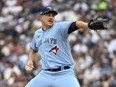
[88,16,108,30]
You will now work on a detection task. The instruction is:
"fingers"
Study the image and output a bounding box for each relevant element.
[27,63,34,69]
[25,66,33,72]
[25,65,34,72]
[25,62,34,72]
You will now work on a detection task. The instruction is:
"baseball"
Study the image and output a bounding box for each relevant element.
[25,66,32,71]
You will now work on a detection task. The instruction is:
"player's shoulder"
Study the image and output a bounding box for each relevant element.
[34,27,43,35]
[55,21,71,24]
[54,21,73,26]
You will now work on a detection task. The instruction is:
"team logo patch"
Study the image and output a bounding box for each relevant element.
[48,7,52,10]
[49,46,59,54]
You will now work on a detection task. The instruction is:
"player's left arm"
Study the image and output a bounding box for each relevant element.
[68,17,108,34]
[68,21,88,34]
[76,21,89,30]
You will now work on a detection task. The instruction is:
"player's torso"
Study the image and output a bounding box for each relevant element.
[36,24,60,54]
[35,22,74,69]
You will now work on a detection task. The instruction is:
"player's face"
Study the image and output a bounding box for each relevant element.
[40,12,55,28]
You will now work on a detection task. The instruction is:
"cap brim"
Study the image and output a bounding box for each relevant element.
[40,10,58,15]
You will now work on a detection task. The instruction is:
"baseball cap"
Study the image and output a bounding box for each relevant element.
[40,7,58,15]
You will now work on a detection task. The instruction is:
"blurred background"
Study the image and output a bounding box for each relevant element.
[0,0,116,87]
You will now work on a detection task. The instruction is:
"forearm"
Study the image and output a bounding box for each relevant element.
[28,48,38,61]
[76,21,89,30]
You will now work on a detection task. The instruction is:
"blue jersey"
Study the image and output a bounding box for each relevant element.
[30,21,74,69]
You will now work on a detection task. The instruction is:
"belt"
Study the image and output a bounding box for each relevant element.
[44,66,70,72]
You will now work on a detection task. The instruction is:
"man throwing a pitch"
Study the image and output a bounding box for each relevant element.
[25,6,107,87]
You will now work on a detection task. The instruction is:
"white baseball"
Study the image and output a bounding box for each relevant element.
[26,66,32,71]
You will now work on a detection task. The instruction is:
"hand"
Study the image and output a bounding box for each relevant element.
[88,16,108,30]
[25,60,34,72]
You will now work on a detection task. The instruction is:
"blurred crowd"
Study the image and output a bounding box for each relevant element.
[0,0,116,87]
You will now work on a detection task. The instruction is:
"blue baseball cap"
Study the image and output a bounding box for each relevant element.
[40,7,58,15]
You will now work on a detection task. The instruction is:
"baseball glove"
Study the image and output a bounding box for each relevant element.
[88,16,108,30]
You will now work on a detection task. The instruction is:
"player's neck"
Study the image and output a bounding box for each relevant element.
[42,25,52,31]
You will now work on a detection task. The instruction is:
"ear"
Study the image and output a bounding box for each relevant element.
[38,15,42,21]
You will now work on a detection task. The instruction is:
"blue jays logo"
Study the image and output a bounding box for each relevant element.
[48,7,52,10]
[49,46,60,54]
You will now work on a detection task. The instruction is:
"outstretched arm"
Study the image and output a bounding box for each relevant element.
[76,21,89,30]
[76,17,108,30]
[68,17,107,34]
[68,21,89,34]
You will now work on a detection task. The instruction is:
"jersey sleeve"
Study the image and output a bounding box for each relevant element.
[30,32,38,52]
[58,21,73,39]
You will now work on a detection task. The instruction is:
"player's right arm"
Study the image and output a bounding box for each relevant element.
[25,48,38,72]
[25,31,38,72]
[28,48,38,62]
